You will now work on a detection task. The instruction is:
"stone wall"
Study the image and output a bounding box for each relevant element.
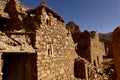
[0,0,27,12]
[0,0,108,80]
[112,27,120,80]
[22,2,78,80]
[104,41,113,58]
[0,0,77,80]
[0,1,6,12]
[99,32,113,58]
[90,31,105,66]
[31,4,77,79]
[66,21,81,43]
[66,26,105,67]
[0,0,28,31]
[78,31,91,61]
[74,57,89,79]
[77,31,105,66]
[0,31,36,80]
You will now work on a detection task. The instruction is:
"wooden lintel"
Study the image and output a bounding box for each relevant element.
[4,32,35,35]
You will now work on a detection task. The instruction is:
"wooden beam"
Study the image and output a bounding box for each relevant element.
[4,32,35,35]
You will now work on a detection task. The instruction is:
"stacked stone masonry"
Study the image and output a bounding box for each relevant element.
[112,27,120,80]
[66,23,105,67]
[25,2,77,80]
[0,0,116,80]
[0,0,78,80]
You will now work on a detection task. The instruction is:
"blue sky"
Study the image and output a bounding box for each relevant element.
[19,0,120,33]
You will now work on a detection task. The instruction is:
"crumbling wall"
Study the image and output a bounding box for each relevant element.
[0,1,9,31]
[105,41,113,58]
[24,2,77,80]
[0,1,6,12]
[90,31,105,66]
[0,1,78,79]
[66,21,81,43]
[74,57,89,79]
[37,8,77,80]
[0,0,28,31]
[76,30,91,61]
[77,30,105,66]
[0,0,27,12]
[68,29,105,67]
[112,27,120,80]
[0,31,36,80]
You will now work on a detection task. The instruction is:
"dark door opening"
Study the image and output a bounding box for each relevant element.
[74,58,86,79]
[2,53,36,80]
[94,60,96,67]
[97,56,99,65]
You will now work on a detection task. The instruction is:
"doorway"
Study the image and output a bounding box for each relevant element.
[2,53,36,80]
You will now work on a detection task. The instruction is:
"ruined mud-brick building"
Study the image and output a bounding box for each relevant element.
[0,0,77,80]
[83,31,105,66]
[66,23,105,67]
[112,27,120,80]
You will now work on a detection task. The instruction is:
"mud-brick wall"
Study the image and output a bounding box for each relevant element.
[34,7,77,79]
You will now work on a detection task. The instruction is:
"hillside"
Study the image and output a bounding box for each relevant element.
[99,32,112,42]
